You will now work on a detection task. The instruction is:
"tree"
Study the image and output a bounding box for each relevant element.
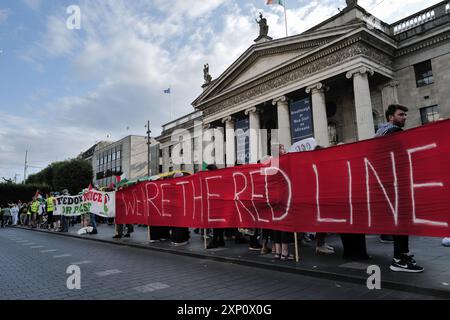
[52,159,93,194]
[25,159,92,195]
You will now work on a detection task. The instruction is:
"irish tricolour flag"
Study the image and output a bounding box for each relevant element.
[266,0,284,6]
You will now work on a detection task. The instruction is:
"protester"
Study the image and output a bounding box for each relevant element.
[375,104,423,273]
[312,146,335,255]
[58,189,69,232]
[169,172,190,247]
[206,164,226,249]
[29,197,40,229]
[1,206,12,227]
[45,193,55,230]
[19,202,28,226]
[260,229,275,255]
[11,203,19,226]
[113,224,134,239]
[86,187,98,235]
[273,144,294,260]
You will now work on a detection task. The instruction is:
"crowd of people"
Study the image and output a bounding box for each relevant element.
[2,105,450,273]
[0,189,102,235]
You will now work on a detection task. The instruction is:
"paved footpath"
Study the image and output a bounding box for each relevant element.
[0,227,442,300]
[4,223,450,299]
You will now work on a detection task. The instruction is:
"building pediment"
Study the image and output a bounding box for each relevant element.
[193,23,367,110]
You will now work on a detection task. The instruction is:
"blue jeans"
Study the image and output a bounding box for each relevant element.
[89,213,97,231]
[61,216,68,231]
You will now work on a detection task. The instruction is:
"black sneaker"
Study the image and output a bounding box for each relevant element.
[390,258,424,273]
[206,241,218,249]
[404,253,417,265]
[112,234,122,239]
[380,235,394,243]
[124,233,130,238]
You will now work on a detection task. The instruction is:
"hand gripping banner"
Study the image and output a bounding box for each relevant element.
[116,119,450,237]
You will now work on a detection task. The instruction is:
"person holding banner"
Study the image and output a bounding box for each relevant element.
[113,224,134,239]
[58,189,70,232]
[206,164,226,249]
[169,172,190,246]
[273,144,294,260]
[375,104,423,273]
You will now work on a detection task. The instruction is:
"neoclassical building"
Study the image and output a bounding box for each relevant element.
[188,0,450,168]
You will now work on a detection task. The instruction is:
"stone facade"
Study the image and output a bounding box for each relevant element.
[189,1,450,166]
[152,111,203,174]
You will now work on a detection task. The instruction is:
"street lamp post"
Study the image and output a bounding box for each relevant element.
[145,120,152,242]
[146,120,151,177]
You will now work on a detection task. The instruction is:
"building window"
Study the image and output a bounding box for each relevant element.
[194,164,199,173]
[180,164,185,171]
[159,149,163,158]
[414,60,433,87]
[373,110,383,133]
[420,105,439,124]
[159,165,163,174]
[169,166,173,172]
[327,121,338,145]
[169,146,172,158]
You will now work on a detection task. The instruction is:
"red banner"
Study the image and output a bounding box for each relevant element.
[116,119,450,237]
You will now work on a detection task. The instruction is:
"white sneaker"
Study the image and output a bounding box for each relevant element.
[316,245,335,255]
[442,238,450,247]
[324,243,335,251]
[171,241,189,247]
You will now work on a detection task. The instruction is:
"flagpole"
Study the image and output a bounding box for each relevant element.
[283,0,288,37]
[170,85,173,121]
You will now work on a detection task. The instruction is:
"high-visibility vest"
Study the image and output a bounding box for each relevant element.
[46,197,55,212]
[30,201,39,214]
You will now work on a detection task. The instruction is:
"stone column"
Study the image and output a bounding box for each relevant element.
[202,123,214,167]
[273,96,292,148]
[346,67,375,141]
[162,147,170,173]
[245,107,261,164]
[213,126,225,168]
[380,80,399,114]
[222,116,235,167]
[306,82,330,147]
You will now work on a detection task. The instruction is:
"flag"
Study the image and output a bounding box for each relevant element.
[116,172,126,183]
[266,0,284,6]
[163,88,171,94]
[34,189,40,199]
[202,161,208,171]
[88,184,93,191]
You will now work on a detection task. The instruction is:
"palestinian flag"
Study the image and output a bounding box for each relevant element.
[266,0,284,6]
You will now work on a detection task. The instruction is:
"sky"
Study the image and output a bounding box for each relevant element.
[0,0,441,182]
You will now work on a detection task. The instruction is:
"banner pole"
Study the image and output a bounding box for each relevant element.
[294,232,299,262]
[204,229,207,249]
[148,226,151,242]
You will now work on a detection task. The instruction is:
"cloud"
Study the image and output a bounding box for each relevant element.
[2,0,438,180]
[22,0,41,11]
[0,8,10,25]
